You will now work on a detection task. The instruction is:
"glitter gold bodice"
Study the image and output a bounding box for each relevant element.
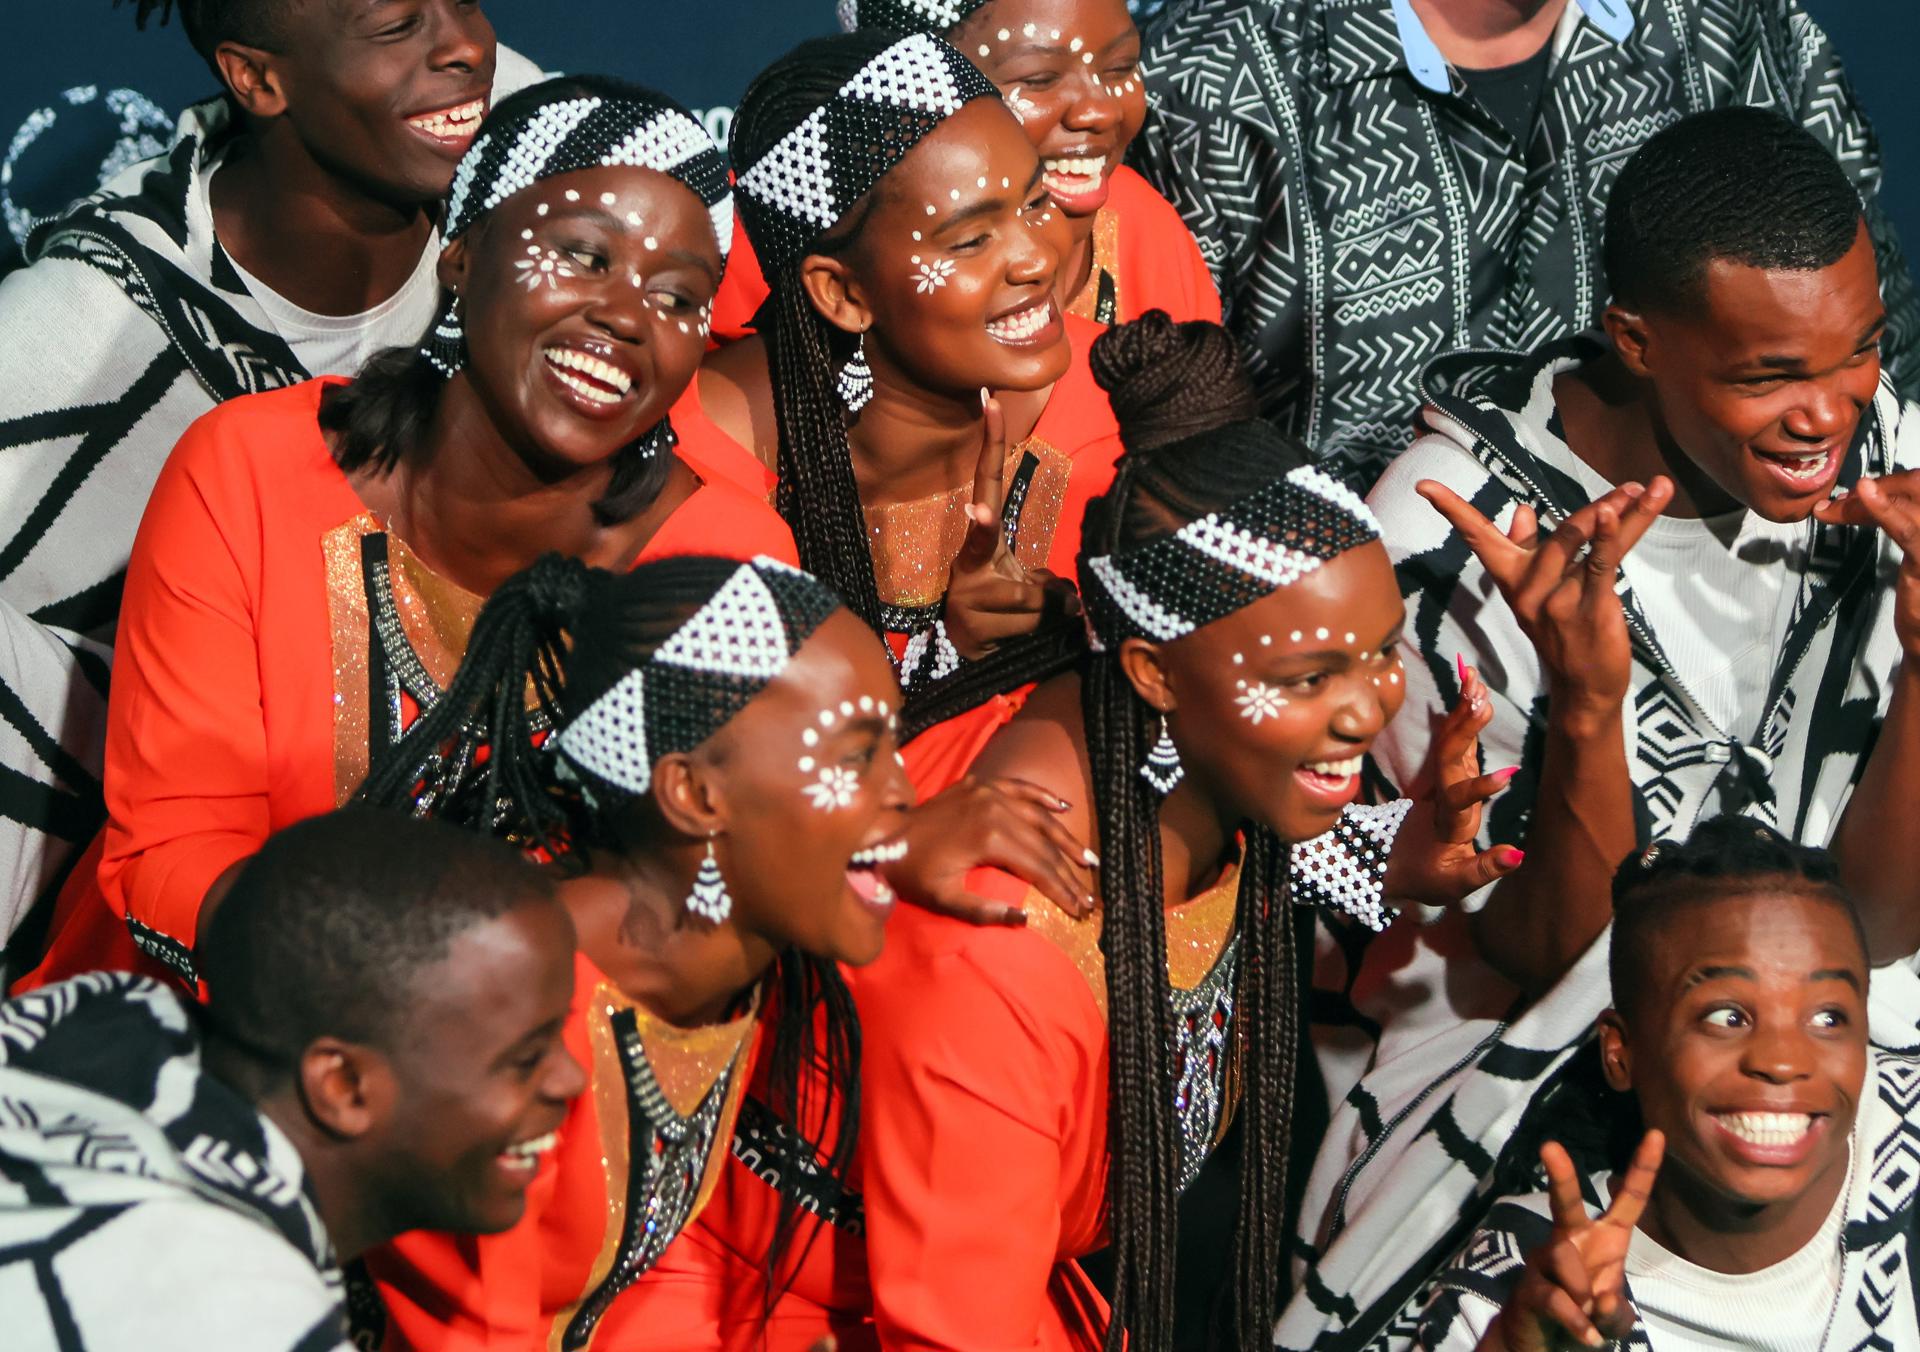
[1065,206,1121,325]
[550,982,760,1351]
[863,436,1071,626]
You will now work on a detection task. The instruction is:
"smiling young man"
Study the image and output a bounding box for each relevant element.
[1413,817,1920,1351]
[1365,108,1920,1018]
[0,0,539,975]
[0,807,585,1352]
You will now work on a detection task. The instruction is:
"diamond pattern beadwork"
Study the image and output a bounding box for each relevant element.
[1290,798,1414,933]
[735,33,998,278]
[555,667,651,793]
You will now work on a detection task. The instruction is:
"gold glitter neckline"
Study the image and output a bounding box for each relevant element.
[1066,207,1121,323]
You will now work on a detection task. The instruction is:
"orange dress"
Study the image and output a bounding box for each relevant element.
[16,379,797,992]
[623,861,1242,1351]
[709,167,1220,342]
[365,952,765,1352]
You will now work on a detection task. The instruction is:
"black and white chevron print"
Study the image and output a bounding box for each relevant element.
[1134,0,1920,489]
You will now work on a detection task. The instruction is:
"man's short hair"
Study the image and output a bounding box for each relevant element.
[1607,814,1865,1022]
[1603,106,1865,313]
[198,807,556,1076]
[124,0,295,68]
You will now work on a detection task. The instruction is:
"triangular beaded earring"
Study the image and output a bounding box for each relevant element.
[1140,713,1184,796]
[686,835,732,922]
[838,332,874,413]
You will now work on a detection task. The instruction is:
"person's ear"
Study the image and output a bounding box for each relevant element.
[651,752,727,841]
[1603,303,1656,379]
[1597,1009,1633,1093]
[798,254,873,338]
[297,1038,393,1142]
[1116,637,1175,714]
[436,234,472,297]
[214,43,288,120]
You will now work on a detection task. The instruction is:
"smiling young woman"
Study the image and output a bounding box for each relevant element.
[707,0,1219,341]
[15,78,795,993]
[680,31,1129,795]
[352,552,918,1349]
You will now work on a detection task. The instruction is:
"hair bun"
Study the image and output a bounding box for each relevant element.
[1089,310,1260,454]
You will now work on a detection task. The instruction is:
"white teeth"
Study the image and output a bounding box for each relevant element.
[850,839,909,866]
[1303,756,1363,779]
[986,299,1054,343]
[1772,454,1828,481]
[1042,154,1108,186]
[1716,1111,1813,1146]
[501,1130,558,1162]
[871,879,895,905]
[544,347,632,398]
[408,99,485,139]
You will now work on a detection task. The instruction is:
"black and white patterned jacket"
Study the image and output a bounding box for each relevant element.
[1133,0,1920,485]
[0,973,351,1351]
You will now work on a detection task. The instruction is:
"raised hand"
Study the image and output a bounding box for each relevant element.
[1383,658,1524,908]
[1418,478,1674,719]
[1815,473,1920,666]
[882,774,1099,926]
[942,391,1082,660]
[1486,1130,1664,1352]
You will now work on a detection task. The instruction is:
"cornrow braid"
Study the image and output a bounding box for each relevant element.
[1077,312,1313,1352]
[355,553,862,1305]
[731,34,1078,733]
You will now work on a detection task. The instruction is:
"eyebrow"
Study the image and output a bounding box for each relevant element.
[1682,964,1864,992]
[996,32,1138,59]
[1745,314,1888,371]
[536,207,718,279]
[490,1015,565,1069]
[1270,622,1406,664]
[933,162,1045,233]
[1811,967,1864,991]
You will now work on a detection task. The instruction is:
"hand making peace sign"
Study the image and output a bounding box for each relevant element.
[943,391,1083,660]
[1417,478,1675,720]
[1487,1130,1665,1351]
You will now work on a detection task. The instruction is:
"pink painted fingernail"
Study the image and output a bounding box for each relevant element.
[1498,846,1525,867]
[1495,766,1521,782]
[1456,653,1469,685]
[1082,849,1101,867]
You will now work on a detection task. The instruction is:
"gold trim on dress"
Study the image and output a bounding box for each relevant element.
[1066,207,1121,323]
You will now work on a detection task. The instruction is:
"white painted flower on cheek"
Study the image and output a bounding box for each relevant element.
[1004,86,1041,125]
[514,245,575,291]
[914,258,956,295]
[1235,681,1289,725]
[804,765,860,811]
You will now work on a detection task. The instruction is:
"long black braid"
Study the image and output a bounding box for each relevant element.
[355,552,861,1308]
[1079,312,1311,1352]
[731,35,1084,738]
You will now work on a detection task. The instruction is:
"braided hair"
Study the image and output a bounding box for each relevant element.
[355,552,861,1307]
[731,35,1082,737]
[119,0,291,68]
[1079,311,1307,1352]
[1608,814,1864,1021]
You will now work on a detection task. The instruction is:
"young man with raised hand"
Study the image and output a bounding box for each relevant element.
[0,807,585,1351]
[0,0,538,974]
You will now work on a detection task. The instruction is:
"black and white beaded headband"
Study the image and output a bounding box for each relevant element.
[734,32,999,277]
[444,85,734,260]
[553,557,842,799]
[838,0,992,31]
[1082,466,1383,652]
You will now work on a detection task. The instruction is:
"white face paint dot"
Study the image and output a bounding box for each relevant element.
[802,727,820,747]
[599,192,617,206]
[645,236,659,250]
[564,189,580,202]
[1232,652,1244,665]
[520,228,534,240]
[1001,177,1010,188]
[911,230,922,241]
[977,176,988,188]
[1049,27,1060,38]
[1316,628,1330,640]
[1390,671,1401,684]
[997,27,1010,39]
[1291,631,1303,642]
[879,701,891,717]
[926,204,937,216]
[536,203,549,216]
[799,756,815,772]
[1082,51,1094,63]
[1070,35,1083,50]
[819,710,836,727]
[627,211,642,226]
[1260,634,1273,646]
[631,274,643,287]
[839,700,855,716]
[859,695,874,712]
[949,188,961,200]
[677,321,690,333]
[910,254,921,265]
[979,43,991,56]
[1345,633,1356,644]
[1023,22,1036,36]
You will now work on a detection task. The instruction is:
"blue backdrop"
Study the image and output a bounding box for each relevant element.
[3,2,1915,270]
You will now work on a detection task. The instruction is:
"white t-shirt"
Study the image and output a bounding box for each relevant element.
[1615,1162,1848,1351]
[225,232,442,379]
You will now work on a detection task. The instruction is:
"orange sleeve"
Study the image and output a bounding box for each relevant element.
[855,910,1097,1351]
[709,215,771,346]
[642,482,798,568]
[96,411,270,957]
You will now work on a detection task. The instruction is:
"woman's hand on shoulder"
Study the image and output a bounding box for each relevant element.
[882,775,1099,927]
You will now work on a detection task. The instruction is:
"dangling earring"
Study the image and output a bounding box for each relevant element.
[1140,713,1184,796]
[634,417,678,463]
[837,331,874,414]
[686,835,732,923]
[421,292,466,378]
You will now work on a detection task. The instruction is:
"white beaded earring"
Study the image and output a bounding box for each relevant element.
[838,331,874,414]
[686,834,732,923]
[1140,713,1184,796]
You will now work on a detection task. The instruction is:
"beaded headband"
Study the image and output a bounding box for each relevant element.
[840,0,993,31]
[444,84,734,259]
[552,557,843,799]
[734,32,999,277]
[1081,465,1384,651]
